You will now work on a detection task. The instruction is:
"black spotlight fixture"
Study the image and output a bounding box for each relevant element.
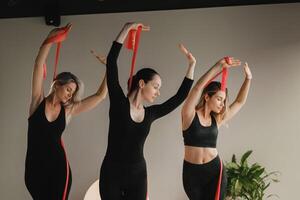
[44,0,60,27]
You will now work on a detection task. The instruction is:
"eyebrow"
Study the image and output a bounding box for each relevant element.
[152,82,160,87]
[67,86,74,93]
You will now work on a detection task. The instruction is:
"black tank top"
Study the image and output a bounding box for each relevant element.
[183,112,218,148]
[26,98,66,161]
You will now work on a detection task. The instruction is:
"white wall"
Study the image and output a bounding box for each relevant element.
[1,3,300,199]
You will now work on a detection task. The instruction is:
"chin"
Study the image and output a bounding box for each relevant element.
[147,98,155,103]
[62,98,68,104]
[214,109,221,114]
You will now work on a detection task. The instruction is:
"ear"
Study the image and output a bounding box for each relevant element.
[139,79,145,89]
[53,83,58,91]
[204,94,210,102]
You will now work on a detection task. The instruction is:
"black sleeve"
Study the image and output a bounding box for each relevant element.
[149,77,194,120]
[106,41,126,102]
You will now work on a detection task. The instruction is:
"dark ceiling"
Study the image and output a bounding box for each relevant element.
[1,0,300,20]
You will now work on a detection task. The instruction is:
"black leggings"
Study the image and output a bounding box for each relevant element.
[25,165,72,200]
[99,158,147,200]
[183,155,227,200]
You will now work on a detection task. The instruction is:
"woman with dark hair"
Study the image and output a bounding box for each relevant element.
[181,57,252,200]
[25,24,107,200]
[99,22,196,200]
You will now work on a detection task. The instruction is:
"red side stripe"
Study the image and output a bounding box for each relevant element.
[214,158,223,200]
[60,139,70,200]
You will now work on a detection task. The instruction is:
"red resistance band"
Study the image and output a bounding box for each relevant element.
[42,26,71,81]
[126,26,143,92]
[205,56,231,92]
[215,158,223,200]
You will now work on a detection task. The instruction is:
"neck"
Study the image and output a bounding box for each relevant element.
[47,93,61,107]
[128,90,143,109]
[200,105,211,119]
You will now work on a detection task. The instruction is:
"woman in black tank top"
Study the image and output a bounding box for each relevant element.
[181,57,252,200]
[25,24,108,200]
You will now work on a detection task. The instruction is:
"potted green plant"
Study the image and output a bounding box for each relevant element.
[225,150,280,200]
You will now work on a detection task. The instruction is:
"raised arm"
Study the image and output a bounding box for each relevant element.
[115,22,150,44]
[29,25,71,116]
[149,44,195,120]
[181,57,241,127]
[68,51,108,116]
[106,23,150,101]
[220,62,252,126]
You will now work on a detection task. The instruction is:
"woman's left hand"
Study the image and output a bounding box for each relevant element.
[244,62,252,80]
[179,44,196,66]
[91,50,107,65]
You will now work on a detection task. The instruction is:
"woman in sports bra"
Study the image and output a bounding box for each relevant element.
[181,57,252,200]
[25,24,107,200]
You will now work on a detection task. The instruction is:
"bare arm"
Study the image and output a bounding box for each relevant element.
[115,22,150,44]
[179,44,196,80]
[181,57,241,129]
[30,30,60,116]
[30,43,51,106]
[220,62,252,126]
[69,52,108,116]
[30,24,72,116]
[149,44,195,120]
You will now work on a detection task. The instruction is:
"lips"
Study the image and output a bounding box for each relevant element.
[64,96,70,102]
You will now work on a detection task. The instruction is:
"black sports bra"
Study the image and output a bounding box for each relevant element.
[183,112,218,148]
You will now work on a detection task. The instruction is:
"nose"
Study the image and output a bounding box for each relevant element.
[157,90,160,97]
[220,101,224,107]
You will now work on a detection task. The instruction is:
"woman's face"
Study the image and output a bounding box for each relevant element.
[55,82,77,104]
[141,74,161,103]
[206,90,226,113]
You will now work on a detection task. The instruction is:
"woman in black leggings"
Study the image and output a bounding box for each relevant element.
[181,57,252,199]
[99,22,196,200]
[25,24,107,200]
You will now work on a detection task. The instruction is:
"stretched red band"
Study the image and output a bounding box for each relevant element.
[205,57,231,91]
[126,26,143,93]
[42,26,71,80]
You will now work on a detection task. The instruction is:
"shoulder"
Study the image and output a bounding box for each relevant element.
[29,96,45,117]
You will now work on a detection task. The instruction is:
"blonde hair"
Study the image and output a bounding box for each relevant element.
[48,72,84,109]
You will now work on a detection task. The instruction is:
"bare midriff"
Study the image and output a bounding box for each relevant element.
[184,145,218,164]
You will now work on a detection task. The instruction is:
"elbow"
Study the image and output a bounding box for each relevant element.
[236,99,246,107]
[97,90,108,101]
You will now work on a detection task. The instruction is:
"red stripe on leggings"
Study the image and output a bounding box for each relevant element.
[215,158,223,200]
[60,139,69,200]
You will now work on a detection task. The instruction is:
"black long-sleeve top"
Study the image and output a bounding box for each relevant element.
[105,41,193,164]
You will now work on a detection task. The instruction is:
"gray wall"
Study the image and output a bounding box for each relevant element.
[1,3,300,199]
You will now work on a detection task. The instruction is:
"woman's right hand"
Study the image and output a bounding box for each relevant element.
[217,56,241,69]
[44,23,72,42]
[91,50,107,65]
[179,44,196,67]
[124,22,150,32]
[244,62,252,80]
